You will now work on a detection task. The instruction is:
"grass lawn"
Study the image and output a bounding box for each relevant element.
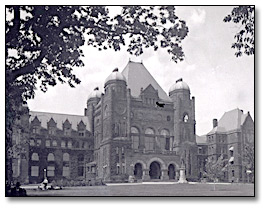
[25,183,254,197]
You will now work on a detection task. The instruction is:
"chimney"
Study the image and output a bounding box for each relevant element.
[213,119,218,128]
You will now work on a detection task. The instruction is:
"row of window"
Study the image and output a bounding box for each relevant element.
[29,139,91,149]
[131,127,170,136]
[31,152,70,162]
[31,165,70,177]
[31,152,85,163]
[32,126,86,137]
[208,135,226,143]
[131,127,171,151]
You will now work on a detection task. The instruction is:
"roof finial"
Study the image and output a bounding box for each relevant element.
[112,68,118,72]
[176,78,183,83]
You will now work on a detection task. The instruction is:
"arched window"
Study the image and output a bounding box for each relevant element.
[145,128,154,135]
[145,128,155,150]
[63,153,70,162]
[61,141,66,148]
[131,127,140,150]
[160,129,170,150]
[47,153,55,161]
[31,153,39,161]
[183,113,189,122]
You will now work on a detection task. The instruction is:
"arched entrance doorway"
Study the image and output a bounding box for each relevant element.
[134,163,143,179]
[168,164,176,180]
[149,161,161,179]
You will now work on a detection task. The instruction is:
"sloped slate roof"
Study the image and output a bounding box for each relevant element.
[121,61,171,102]
[196,135,207,144]
[207,108,249,135]
[29,111,90,131]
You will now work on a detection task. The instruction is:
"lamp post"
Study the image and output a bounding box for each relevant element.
[43,168,47,179]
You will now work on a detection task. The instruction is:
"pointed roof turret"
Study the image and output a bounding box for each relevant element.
[121,60,171,102]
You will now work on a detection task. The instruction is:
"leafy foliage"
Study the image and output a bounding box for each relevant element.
[224,6,254,57]
[6,6,189,101]
[203,154,228,182]
[5,6,189,183]
[242,137,254,182]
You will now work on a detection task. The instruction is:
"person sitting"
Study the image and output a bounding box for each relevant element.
[10,182,27,197]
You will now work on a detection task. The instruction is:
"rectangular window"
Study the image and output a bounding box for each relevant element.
[91,166,96,174]
[45,140,50,147]
[52,140,57,147]
[79,132,85,137]
[132,136,139,149]
[47,166,55,177]
[30,139,35,146]
[36,139,41,146]
[165,137,170,150]
[116,164,120,175]
[145,137,155,150]
[78,166,84,177]
[63,166,70,177]
[68,141,72,148]
[31,166,39,177]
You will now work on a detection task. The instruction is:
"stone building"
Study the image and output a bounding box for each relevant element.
[85,61,198,182]
[206,108,254,182]
[24,112,94,184]
[196,135,208,179]
[10,61,254,185]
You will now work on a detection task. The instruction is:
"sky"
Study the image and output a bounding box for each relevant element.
[27,6,254,136]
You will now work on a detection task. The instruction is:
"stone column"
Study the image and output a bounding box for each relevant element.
[161,169,169,181]
[142,169,150,181]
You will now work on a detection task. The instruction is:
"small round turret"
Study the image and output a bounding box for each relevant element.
[169,78,190,93]
[104,68,126,86]
[87,87,102,101]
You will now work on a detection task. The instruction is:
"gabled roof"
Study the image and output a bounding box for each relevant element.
[29,111,90,131]
[121,61,171,102]
[196,135,207,145]
[207,108,251,135]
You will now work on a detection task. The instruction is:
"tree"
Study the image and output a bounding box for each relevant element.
[223,6,254,57]
[6,6,188,96]
[242,136,254,183]
[6,6,189,183]
[203,155,228,191]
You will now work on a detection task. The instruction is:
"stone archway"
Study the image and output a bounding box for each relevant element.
[168,164,176,180]
[149,161,161,179]
[134,163,143,179]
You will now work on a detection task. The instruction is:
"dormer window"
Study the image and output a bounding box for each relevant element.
[77,120,86,137]
[31,116,41,134]
[63,119,72,136]
[47,117,57,135]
